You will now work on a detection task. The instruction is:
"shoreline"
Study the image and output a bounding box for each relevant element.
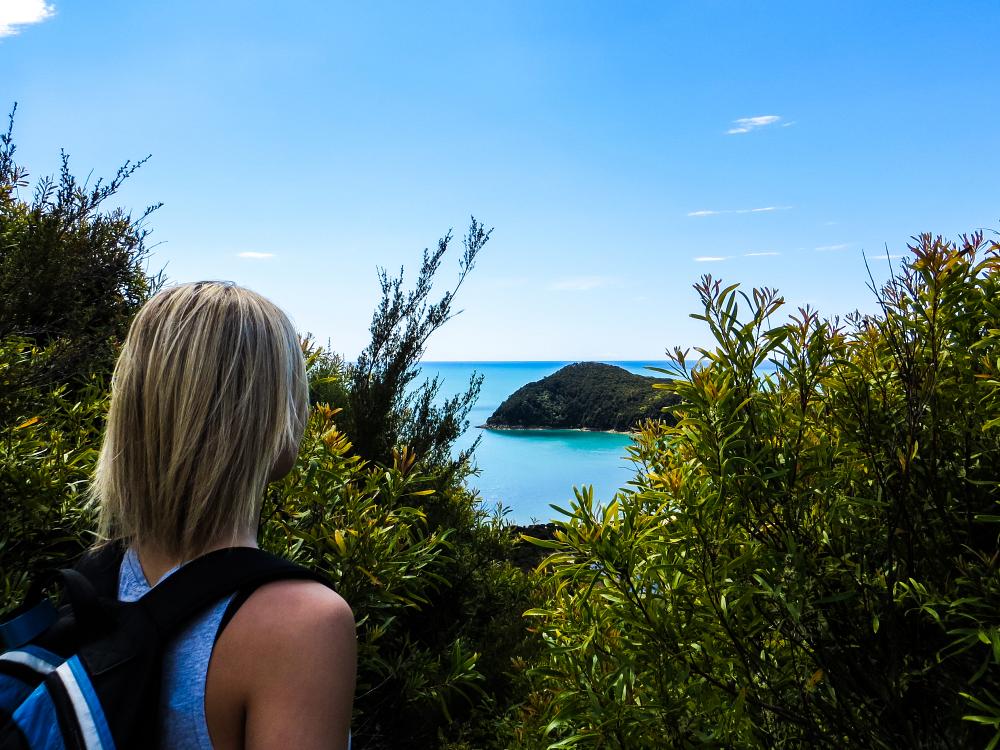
[476,423,635,436]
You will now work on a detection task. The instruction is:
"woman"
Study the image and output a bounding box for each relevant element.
[89,281,356,749]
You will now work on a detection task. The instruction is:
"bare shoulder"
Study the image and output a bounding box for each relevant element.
[207,579,357,750]
[232,579,356,688]
[236,579,355,642]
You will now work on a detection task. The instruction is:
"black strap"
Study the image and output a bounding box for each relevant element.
[18,567,111,638]
[49,569,106,631]
[73,541,127,600]
[136,547,331,640]
[215,587,256,647]
[45,672,86,750]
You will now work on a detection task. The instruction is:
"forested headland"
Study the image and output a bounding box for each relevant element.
[3,113,999,749]
[483,362,679,433]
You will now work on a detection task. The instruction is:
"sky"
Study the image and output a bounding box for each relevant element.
[4,1,999,360]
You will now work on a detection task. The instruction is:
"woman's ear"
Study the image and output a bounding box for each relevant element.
[270,393,307,483]
[267,441,298,483]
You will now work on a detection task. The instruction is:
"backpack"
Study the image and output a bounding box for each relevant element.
[0,544,331,749]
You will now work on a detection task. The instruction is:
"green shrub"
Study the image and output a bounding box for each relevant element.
[526,232,1000,749]
[342,218,490,482]
[266,344,542,748]
[0,337,104,606]
[303,336,352,413]
[0,105,160,398]
[291,220,543,747]
[1,104,159,607]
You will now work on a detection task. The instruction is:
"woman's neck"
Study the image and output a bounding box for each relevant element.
[135,533,258,587]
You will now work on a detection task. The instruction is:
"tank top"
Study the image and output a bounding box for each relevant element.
[117,547,233,750]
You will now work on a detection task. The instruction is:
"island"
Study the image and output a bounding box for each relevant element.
[480,362,680,433]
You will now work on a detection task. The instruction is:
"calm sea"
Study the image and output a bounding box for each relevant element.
[417,361,674,524]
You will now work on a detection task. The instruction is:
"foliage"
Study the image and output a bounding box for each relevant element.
[341,218,491,482]
[259,405,474,740]
[0,104,161,403]
[1,108,159,605]
[303,335,352,412]
[261,408,542,747]
[525,232,1000,748]
[289,221,544,747]
[0,337,103,608]
[290,334,541,748]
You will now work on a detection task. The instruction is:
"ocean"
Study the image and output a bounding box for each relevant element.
[417,361,674,524]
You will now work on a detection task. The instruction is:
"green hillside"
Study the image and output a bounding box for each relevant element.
[483,362,679,432]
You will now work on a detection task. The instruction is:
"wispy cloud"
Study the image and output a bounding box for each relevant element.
[237,251,275,259]
[744,251,780,257]
[726,115,781,134]
[694,256,729,263]
[874,254,906,260]
[0,0,55,37]
[549,275,613,292]
[687,206,791,217]
[815,243,851,252]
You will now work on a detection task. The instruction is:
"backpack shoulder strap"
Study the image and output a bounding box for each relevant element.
[2,543,127,649]
[215,587,256,646]
[136,547,331,640]
[73,540,128,600]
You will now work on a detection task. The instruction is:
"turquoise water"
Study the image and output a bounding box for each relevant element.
[418,361,673,523]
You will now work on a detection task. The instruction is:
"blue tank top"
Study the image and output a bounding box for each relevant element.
[117,547,232,750]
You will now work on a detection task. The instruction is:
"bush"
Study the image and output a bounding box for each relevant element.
[0,337,104,606]
[259,405,474,741]
[261,411,541,747]
[341,218,490,484]
[1,106,159,605]
[281,228,544,747]
[525,232,1000,748]
[303,336,352,413]
[0,105,160,425]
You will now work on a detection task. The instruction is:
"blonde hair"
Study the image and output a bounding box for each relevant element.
[90,281,308,560]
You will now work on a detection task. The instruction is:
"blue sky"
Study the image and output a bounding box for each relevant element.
[4,1,998,360]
